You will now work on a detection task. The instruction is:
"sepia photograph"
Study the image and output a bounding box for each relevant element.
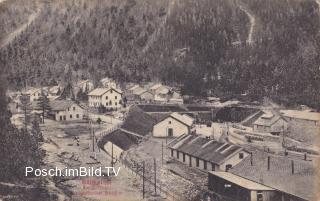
[0,0,319,200]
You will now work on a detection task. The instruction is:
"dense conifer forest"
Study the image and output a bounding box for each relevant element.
[0,0,319,109]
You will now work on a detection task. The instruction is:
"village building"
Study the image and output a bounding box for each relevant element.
[48,85,61,96]
[49,100,85,121]
[167,134,249,171]
[280,110,320,127]
[149,84,170,95]
[88,88,122,109]
[22,88,42,102]
[76,80,94,92]
[207,147,316,201]
[126,85,142,95]
[252,111,288,135]
[98,129,140,161]
[100,77,117,88]
[98,106,156,158]
[153,112,194,138]
[136,90,154,102]
[168,91,183,104]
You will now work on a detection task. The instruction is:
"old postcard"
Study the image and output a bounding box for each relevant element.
[0,0,319,200]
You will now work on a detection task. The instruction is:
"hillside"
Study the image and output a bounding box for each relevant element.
[0,0,319,108]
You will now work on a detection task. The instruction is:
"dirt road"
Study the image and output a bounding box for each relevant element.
[238,5,256,45]
[40,120,143,201]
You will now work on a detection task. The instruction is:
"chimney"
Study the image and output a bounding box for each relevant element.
[250,152,253,166]
[267,156,270,171]
[291,160,294,174]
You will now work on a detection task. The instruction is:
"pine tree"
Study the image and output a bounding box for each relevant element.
[37,91,51,124]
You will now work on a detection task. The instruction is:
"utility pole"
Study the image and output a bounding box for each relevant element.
[154,158,157,195]
[161,141,164,164]
[111,143,114,166]
[142,161,145,199]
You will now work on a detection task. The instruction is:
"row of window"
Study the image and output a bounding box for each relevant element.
[171,150,215,171]
[171,150,240,171]
[59,114,80,120]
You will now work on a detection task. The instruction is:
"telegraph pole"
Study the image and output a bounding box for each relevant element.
[111,143,114,166]
[161,141,164,164]
[154,158,157,195]
[142,161,145,199]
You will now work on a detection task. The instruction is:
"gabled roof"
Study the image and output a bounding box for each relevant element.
[209,171,274,191]
[88,88,122,96]
[253,111,285,127]
[168,134,245,165]
[121,106,156,136]
[149,84,163,90]
[230,148,316,201]
[50,100,80,111]
[280,110,320,122]
[132,87,146,95]
[98,129,140,151]
[77,79,92,86]
[170,112,194,127]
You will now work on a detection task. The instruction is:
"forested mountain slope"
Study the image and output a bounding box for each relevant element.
[0,0,319,108]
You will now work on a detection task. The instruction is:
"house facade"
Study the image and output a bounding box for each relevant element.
[153,113,194,138]
[50,100,84,121]
[88,88,122,109]
[208,171,277,201]
[138,90,154,102]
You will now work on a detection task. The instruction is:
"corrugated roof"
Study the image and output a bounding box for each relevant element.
[209,171,274,191]
[280,110,320,122]
[169,134,245,165]
[230,148,316,201]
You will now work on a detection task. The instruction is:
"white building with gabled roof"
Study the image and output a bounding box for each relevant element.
[88,88,122,109]
[153,112,194,138]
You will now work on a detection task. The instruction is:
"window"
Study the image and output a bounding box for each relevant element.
[63,116,66,121]
[239,153,244,159]
[60,116,62,121]
[196,158,199,167]
[70,115,72,119]
[177,151,179,159]
[168,128,173,137]
[68,108,70,111]
[76,114,79,118]
[115,102,118,106]
[183,153,185,162]
[204,161,207,170]
[257,191,263,201]
[106,96,108,100]
[168,121,171,124]
[115,96,117,99]
[106,103,108,106]
[212,163,215,171]
[110,90,113,94]
[109,100,112,105]
[226,164,232,172]
[171,149,173,157]
[73,107,75,111]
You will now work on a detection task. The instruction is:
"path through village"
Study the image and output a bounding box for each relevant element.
[40,118,144,201]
